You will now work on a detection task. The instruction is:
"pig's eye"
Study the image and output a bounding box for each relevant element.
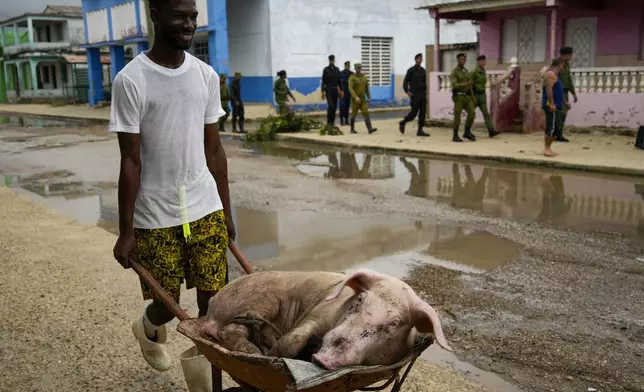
[332,337,347,347]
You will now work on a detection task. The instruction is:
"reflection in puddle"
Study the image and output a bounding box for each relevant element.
[247,142,644,245]
[0,114,101,128]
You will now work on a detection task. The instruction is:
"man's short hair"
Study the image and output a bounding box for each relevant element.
[329,54,335,61]
[344,61,350,66]
[415,53,423,60]
[559,46,573,55]
[551,58,564,67]
[477,55,486,61]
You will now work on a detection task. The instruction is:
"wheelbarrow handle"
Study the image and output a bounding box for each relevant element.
[129,239,253,322]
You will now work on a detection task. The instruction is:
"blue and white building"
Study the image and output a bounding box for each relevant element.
[81,0,477,109]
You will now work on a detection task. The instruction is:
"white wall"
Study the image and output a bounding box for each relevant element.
[267,0,478,78]
[226,0,271,77]
[67,19,85,45]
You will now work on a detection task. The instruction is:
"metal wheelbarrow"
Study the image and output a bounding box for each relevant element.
[131,242,433,392]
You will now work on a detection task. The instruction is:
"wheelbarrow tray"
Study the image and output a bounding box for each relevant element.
[178,318,434,392]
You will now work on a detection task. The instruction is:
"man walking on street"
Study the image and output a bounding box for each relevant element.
[400,53,430,137]
[348,63,377,134]
[218,73,230,132]
[321,54,343,127]
[339,61,353,126]
[558,46,577,142]
[471,55,499,138]
[450,53,476,143]
[110,0,235,374]
[542,58,568,157]
[230,72,245,133]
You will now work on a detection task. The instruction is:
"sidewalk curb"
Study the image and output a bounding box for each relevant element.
[222,131,644,177]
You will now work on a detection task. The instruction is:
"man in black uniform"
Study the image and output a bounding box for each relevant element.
[400,53,429,137]
[230,72,245,133]
[339,61,353,126]
[321,54,344,127]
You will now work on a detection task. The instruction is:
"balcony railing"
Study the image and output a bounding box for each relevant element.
[571,67,644,94]
[3,42,72,56]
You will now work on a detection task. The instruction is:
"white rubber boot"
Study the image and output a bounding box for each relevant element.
[181,346,212,392]
[131,317,172,372]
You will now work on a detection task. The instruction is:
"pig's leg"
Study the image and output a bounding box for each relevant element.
[276,319,320,358]
[218,323,263,355]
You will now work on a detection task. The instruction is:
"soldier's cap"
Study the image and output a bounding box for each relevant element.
[477,55,486,61]
[219,73,227,79]
[234,72,242,77]
[329,54,335,61]
[354,63,362,69]
[560,46,573,55]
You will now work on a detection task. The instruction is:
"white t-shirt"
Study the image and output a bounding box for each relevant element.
[109,52,226,230]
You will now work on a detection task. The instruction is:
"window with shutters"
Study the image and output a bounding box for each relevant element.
[360,37,392,86]
[501,15,547,64]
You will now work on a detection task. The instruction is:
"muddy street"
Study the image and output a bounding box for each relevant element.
[1,114,643,392]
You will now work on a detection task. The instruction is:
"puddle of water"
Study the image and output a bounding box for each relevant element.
[246,141,644,245]
[0,113,102,129]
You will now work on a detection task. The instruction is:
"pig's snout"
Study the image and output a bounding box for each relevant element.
[312,353,337,370]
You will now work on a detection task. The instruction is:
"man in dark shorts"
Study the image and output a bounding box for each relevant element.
[542,58,569,157]
[109,0,235,372]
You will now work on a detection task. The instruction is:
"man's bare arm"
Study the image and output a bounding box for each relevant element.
[116,133,141,237]
[544,71,556,107]
[204,123,234,238]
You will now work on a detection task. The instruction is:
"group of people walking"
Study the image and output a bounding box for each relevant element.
[217,72,245,133]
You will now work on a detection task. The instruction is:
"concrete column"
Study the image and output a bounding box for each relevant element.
[87,47,104,106]
[30,60,38,93]
[16,63,23,94]
[13,24,18,44]
[0,26,5,48]
[433,13,441,72]
[136,41,149,55]
[27,17,34,44]
[109,45,125,80]
[208,0,229,75]
[134,0,142,35]
[549,7,558,61]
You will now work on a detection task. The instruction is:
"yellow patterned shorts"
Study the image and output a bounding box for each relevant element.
[134,209,229,304]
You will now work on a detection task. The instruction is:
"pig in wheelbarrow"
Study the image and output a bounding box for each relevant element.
[131,243,442,392]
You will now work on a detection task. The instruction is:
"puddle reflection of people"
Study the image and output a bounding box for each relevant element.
[325,153,372,179]
[537,175,571,225]
[400,157,429,198]
[451,164,489,210]
[633,184,644,253]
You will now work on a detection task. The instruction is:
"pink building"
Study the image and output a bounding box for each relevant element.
[421,0,644,131]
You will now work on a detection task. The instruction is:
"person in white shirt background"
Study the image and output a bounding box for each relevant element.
[109,0,235,372]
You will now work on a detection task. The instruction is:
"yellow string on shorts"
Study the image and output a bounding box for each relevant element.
[179,186,191,240]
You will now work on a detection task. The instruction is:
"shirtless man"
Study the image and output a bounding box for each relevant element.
[541,58,569,157]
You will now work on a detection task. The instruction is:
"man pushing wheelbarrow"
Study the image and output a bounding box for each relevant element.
[109,0,243,387]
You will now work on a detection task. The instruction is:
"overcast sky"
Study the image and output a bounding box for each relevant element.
[0,0,81,20]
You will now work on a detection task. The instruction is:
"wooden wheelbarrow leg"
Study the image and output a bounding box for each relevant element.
[130,240,254,392]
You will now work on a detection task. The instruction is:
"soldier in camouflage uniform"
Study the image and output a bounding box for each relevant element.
[218,74,230,132]
[348,63,377,134]
[274,70,296,116]
[557,46,577,142]
[471,55,499,138]
[450,53,476,143]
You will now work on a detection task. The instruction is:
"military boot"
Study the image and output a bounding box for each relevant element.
[365,118,377,134]
[488,128,500,138]
[232,119,238,133]
[350,118,357,134]
[463,127,476,141]
[239,120,246,134]
[452,129,463,143]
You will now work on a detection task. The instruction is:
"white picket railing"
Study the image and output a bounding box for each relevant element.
[570,67,644,94]
[436,70,507,92]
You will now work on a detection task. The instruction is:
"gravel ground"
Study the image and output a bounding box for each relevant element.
[1,133,643,392]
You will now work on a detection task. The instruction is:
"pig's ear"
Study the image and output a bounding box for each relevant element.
[409,295,453,352]
[325,270,377,300]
